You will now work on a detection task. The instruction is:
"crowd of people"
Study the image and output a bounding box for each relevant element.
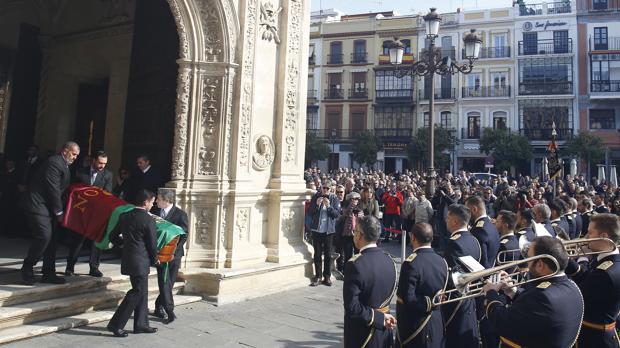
[0,142,188,338]
[305,166,620,348]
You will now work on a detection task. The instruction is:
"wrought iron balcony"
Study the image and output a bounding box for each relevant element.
[419,88,456,100]
[462,86,511,98]
[374,128,413,141]
[351,52,368,64]
[591,80,620,92]
[308,128,369,141]
[518,39,573,55]
[519,128,573,140]
[324,88,344,100]
[462,46,511,59]
[589,36,620,51]
[518,2,571,15]
[348,88,368,99]
[327,54,343,65]
[519,82,572,95]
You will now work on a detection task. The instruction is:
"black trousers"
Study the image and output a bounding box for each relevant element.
[108,274,149,330]
[312,232,333,279]
[155,256,181,311]
[337,236,355,270]
[66,231,101,270]
[23,212,59,275]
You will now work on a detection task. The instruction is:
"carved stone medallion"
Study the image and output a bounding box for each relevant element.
[252,135,275,171]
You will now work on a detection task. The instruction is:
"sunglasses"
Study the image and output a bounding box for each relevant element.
[336,190,344,194]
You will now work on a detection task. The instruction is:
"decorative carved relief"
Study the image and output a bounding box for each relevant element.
[197,0,224,62]
[259,2,282,44]
[171,66,191,180]
[283,0,303,164]
[222,69,235,177]
[238,0,258,167]
[252,135,275,171]
[220,0,237,62]
[198,77,222,175]
[166,0,189,59]
[282,209,297,238]
[235,208,250,241]
[195,208,212,246]
[220,208,227,248]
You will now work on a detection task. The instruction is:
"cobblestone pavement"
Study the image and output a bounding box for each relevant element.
[3,241,411,348]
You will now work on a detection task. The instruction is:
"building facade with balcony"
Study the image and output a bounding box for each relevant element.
[307,23,322,135]
[576,0,620,173]
[457,7,516,172]
[514,1,579,175]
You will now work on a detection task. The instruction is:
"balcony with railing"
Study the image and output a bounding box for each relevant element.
[518,39,573,55]
[576,0,620,12]
[308,128,369,142]
[307,89,318,100]
[348,88,368,99]
[591,80,620,94]
[462,46,511,59]
[518,1,572,16]
[351,52,368,64]
[378,53,414,65]
[375,89,415,102]
[419,88,456,100]
[324,88,344,100]
[519,128,573,140]
[374,128,413,142]
[519,82,572,95]
[327,53,343,65]
[589,36,620,51]
[462,86,511,98]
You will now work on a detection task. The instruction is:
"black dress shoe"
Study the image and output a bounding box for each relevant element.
[309,277,321,286]
[322,278,333,286]
[134,327,158,334]
[88,268,103,277]
[165,309,177,324]
[152,307,167,319]
[107,324,128,338]
[21,267,35,285]
[41,274,66,284]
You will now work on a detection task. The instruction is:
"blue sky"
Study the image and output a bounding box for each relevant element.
[311,0,515,15]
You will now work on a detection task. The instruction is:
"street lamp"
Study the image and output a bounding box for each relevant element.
[330,128,337,170]
[389,8,481,196]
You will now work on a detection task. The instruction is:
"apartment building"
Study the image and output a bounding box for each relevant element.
[457,7,516,172]
[576,0,620,173]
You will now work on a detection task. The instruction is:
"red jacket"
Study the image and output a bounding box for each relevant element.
[382,191,404,215]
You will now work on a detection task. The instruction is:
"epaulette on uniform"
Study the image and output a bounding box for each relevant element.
[597,261,613,271]
[348,254,362,263]
[406,253,417,262]
[476,220,485,228]
[516,230,526,235]
[537,281,551,289]
[450,233,461,241]
[501,239,509,244]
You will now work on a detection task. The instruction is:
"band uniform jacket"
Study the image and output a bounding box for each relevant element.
[542,220,557,238]
[572,213,583,240]
[156,206,188,258]
[581,211,595,237]
[596,204,611,214]
[443,230,482,348]
[396,248,449,348]
[470,216,500,269]
[22,154,70,217]
[343,246,397,348]
[109,208,158,276]
[516,226,535,249]
[498,234,521,266]
[485,275,584,348]
[571,253,620,348]
[551,218,570,239]
[74,166,113,192]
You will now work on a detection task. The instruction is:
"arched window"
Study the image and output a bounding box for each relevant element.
[467,112,481,139]
[493,111,508,130]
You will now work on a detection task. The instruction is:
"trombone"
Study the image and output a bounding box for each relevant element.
[432,254,559,307]
[496,237,618,265]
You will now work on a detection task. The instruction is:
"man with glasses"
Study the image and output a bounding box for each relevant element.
[308,181,341,286]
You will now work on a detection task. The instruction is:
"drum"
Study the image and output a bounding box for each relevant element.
[158,236,179,263]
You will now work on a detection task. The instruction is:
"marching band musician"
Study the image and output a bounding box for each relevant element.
[482,236,584,348]
[396,223,448,348]
[343,215,397,348]
[465,196,500,269]
[579,198,596,238]
[549,199,570,240]
[566,213,620,347]
[515,209,536,249]
[443,204,481,348]
[495,210,521,265]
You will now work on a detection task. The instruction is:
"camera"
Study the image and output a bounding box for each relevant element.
[352,209,361,215]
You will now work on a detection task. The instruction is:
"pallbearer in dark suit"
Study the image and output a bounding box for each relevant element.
[124,155,164,205]
[566,213,620,348]
[465,196,500,269]
[21,141,80,285]
[443,204,481,348]
[65,150,114,277]
[153,188,188,324]
[483,236,584,348]
[107,189,159,338]
[343,215,397,348]
[396,222,448,348]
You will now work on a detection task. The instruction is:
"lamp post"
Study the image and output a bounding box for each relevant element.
[330,128,337,171]
[389,8,481,196]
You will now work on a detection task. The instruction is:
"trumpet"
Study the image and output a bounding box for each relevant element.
[562,237,618,258]
[432,254,559,307]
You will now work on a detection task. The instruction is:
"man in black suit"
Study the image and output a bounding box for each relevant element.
[343,215,397,348]
[65,150,114,277]
[20,141,80,285]
[396,222,448,348]
[125,155,164,204]
[107,189,159,338]
[153,188,188,323]
[16,144,43,194]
